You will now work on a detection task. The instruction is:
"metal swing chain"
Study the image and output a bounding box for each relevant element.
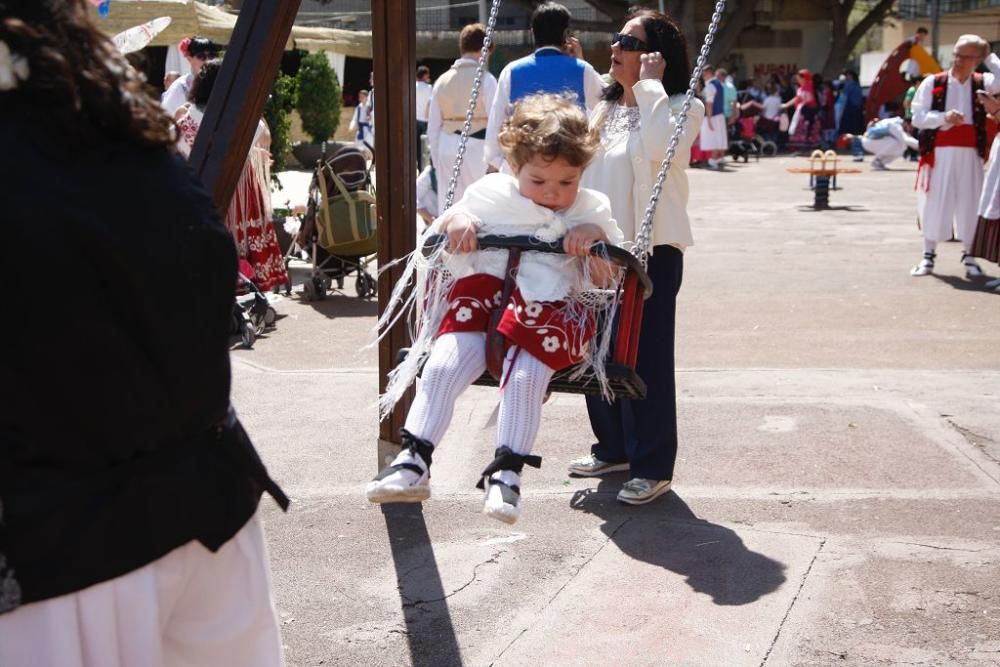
[443,0,502,210]
[632,0,727,267]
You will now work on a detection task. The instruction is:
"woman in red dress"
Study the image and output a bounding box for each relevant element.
[176,59,289,291]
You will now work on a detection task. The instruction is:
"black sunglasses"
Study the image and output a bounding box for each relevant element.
[611,32,649,52]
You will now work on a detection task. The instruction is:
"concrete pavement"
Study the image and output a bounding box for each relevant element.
[235,156,1000,666]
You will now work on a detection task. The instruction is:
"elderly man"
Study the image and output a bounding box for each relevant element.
[482,2,604,173]
[911,34,1000,277]
[426,24,497,214]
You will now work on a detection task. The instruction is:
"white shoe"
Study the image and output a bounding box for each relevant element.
[483,470,521,525]
[962,253,984,278]
[910,253,935,277]
[567,453,630,477]
[871,158,887,171]
[366,448,430,503]
[617,478,672,505]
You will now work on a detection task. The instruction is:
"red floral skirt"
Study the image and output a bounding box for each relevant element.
[226,162,289,292]
[437,274,594,371]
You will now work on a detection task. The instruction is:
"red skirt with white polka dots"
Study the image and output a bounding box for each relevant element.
[437,274,594,371]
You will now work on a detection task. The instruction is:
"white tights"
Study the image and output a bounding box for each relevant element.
[403,332,554,455]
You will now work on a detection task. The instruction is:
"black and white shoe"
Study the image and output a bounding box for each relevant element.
[962,252,984,278]
[911,252,935,276]
[483,470,521,525]
[477,446,541,525]
[366,431,433,504]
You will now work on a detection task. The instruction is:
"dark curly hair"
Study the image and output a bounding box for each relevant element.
[0,0,175,148]
[602,7,692,102]
[189,58,223,109]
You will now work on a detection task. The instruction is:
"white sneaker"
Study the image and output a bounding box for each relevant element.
[366,448,430,503]
[483,470,521,525]
[910,253,935,277]
[617,478,672,505]
[871,158,887,171]
[567,453,630,477]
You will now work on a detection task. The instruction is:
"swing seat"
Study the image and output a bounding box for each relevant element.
[399,234,653,400]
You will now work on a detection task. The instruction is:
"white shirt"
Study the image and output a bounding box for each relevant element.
[426,57,498,171]
[761,94,782,120]
[483,47,606,171]
[912,53,1000,130]
[583,80,705,251]
[161,72,194,116]
[415,79,433,123]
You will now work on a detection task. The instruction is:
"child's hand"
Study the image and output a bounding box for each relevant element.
[441,212,479,253]
[563,223,607,257]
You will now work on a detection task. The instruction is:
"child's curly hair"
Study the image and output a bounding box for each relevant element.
[497,94,600,170]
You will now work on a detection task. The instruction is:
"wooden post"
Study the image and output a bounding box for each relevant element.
[372,0,418,465]
[189,0,300,213]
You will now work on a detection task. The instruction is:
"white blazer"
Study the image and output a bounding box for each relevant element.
[590,79,705,250]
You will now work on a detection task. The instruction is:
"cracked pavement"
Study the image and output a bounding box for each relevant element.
[235,156,1000,666]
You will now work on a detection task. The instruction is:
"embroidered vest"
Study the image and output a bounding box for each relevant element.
[509,50,587,107]
[434,61,490,134]
[709,79,725,116]
[917,71,988,160]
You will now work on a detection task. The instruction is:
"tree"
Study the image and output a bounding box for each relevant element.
[821,0,896,79]
[296,52,342,144]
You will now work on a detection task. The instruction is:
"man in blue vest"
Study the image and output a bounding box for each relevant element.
[484,2,605,172]
[699,64,729,170]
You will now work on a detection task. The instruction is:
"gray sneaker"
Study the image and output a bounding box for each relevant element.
[617,478,672,505]
[566,453,629,477]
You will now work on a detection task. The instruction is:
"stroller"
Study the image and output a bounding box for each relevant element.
[292,143,378,301]
[233,259,278,349]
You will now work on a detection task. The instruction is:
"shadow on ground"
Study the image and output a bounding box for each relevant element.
[381,504,464,667]
[931,273,998,294]
[570,482,787,606]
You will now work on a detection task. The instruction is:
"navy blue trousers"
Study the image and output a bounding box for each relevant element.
[585,244,683,481]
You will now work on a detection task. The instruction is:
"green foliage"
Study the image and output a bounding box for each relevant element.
[296,52,342,144]
[263,71,298,174]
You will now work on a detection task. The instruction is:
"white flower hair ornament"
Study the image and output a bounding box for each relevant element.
[0,41,30,92]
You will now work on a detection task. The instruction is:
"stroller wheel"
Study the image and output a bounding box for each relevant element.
[303,279,318,301]
[356,272,377,298]
[761,141,778,157]
[240,323,256,349]
[264,307,277,326]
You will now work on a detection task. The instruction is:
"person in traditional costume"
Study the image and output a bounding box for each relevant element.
[783,69,821,150]
[911,34,1000,277]
[160,36,218,116]
[846,116,919,170]
[699,64,727,169]
[567,8,703,506]
[482,1,605,173]
[348,89,375,156]
[0,2,287,664]
[972,90,1000,290]
[175,59,290,292]
[427,23,498,214]
[367,94,623,525]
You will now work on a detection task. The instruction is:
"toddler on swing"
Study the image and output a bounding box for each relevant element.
[367,94,623,524]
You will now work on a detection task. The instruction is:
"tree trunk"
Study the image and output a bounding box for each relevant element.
[820,0,895,79]
[706,0,757,67]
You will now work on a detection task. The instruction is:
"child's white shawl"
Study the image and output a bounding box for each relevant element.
[374,173,626,419]
[442,173,624,302]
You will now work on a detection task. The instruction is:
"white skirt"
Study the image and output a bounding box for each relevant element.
[0,514,283,667]
[699,113,729,151]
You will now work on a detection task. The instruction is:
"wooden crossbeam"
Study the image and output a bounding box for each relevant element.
[372,1,418,454]
[189,0,301,213]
